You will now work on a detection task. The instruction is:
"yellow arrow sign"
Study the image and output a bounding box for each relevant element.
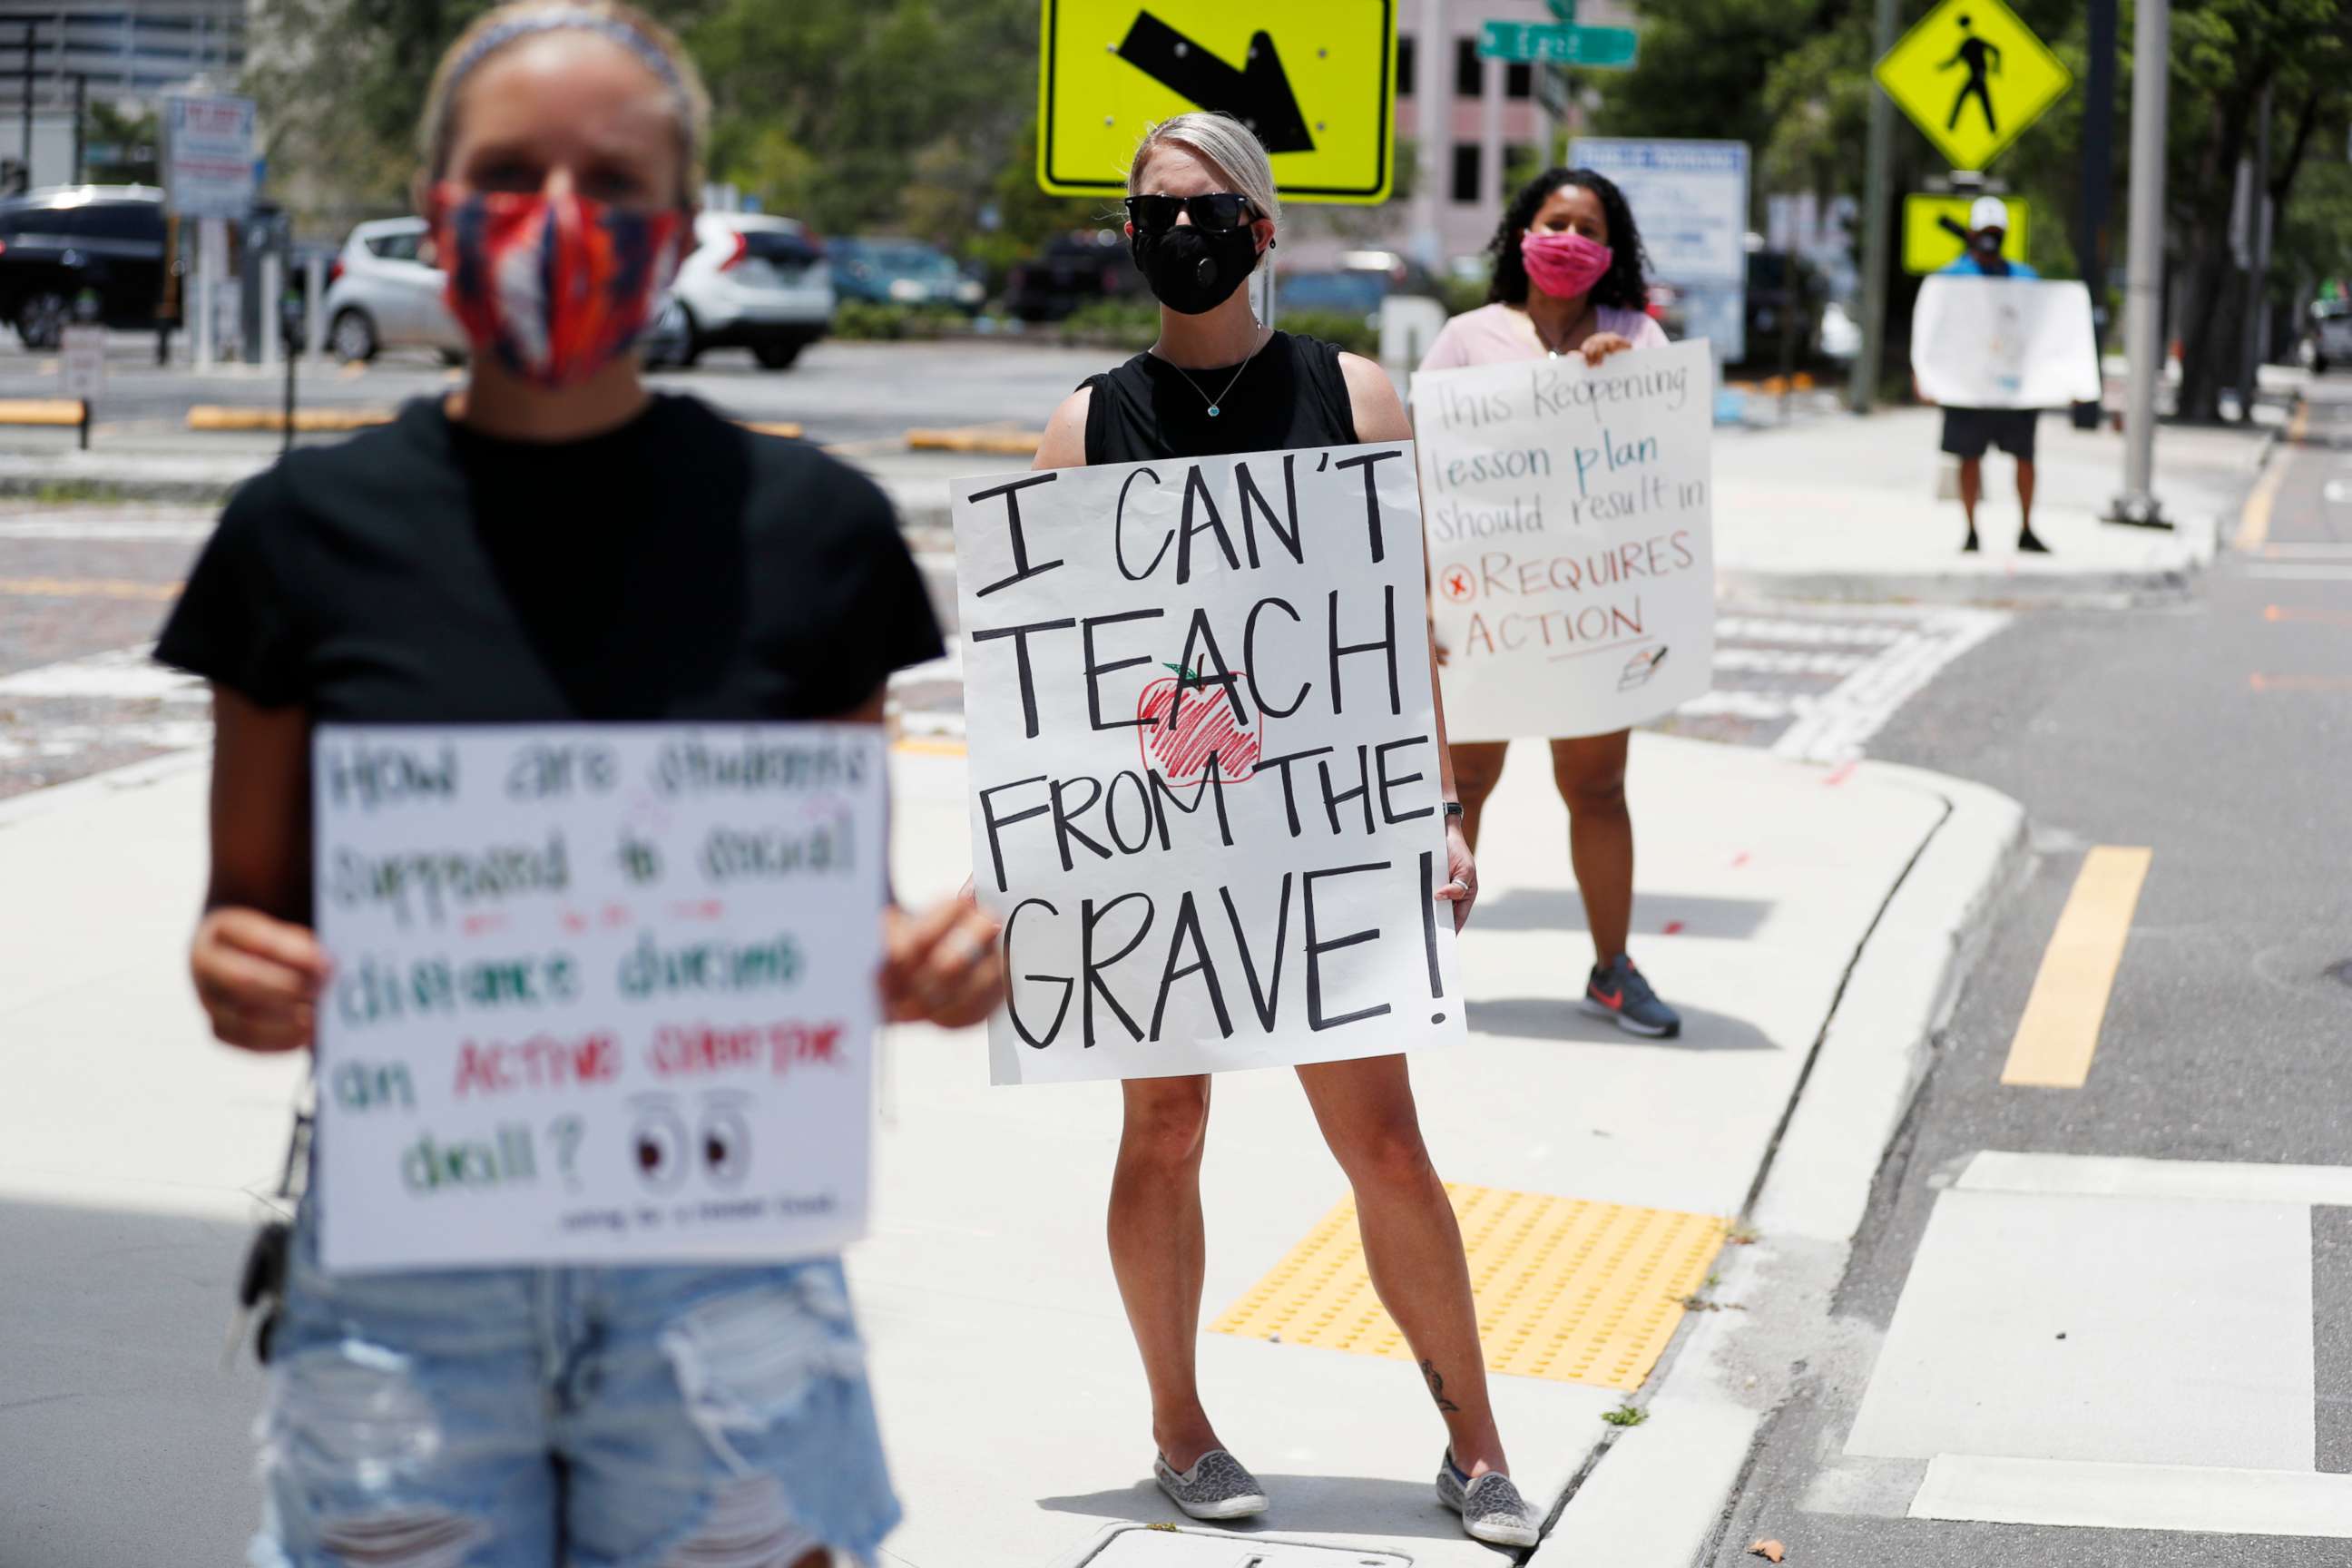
[1873,0,2070,172]
[1036,0,1396,203]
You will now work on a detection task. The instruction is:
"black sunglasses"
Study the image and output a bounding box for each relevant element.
[1123,192,1257,234]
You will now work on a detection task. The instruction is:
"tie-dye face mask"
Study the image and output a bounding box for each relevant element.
[431,185,683,387]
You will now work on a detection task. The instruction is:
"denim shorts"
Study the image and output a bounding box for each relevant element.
[250,1200,901,1568]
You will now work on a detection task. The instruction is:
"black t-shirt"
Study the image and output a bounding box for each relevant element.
[156,394,942,722]
[1081,330,1360,465]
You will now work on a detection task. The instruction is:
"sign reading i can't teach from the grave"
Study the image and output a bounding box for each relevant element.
[1037,0,1396,201]
[310,724,885,1274]
[955,444,1465,1085]
[1411,338,1717,742]
[1873,0,2070,173]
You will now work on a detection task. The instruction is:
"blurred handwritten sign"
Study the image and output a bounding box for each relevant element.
[954,445,1465,1086]
[1412,338,1717,740]
[310,723,884,1273]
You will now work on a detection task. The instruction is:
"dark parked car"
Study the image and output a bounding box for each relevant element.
[832,237,985,312]
[1004,230,1134,322]
[1744,250,1827,364]
[0,185,172,348]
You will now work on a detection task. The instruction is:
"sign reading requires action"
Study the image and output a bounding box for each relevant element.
[311,723,886,1273]
[1038,0,1396,202]
[955,443,1465,1085]
[1873,0,2070,173]
[1411,338,1717,742]
[1904,192,2032,274]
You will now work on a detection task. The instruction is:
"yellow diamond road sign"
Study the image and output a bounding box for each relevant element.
[1037,0,1396,203]
[1873,0,2070,172]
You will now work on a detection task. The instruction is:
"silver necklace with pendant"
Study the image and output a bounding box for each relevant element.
[1171,326,1265,418]
[1535,303,1597,359]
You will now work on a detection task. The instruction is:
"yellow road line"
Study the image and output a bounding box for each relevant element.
[2237,403,2308,550]
[0,575,183,601]
[2001,847,2153,1088]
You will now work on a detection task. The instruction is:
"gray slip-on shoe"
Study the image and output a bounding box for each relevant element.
[1153,1447,1269,1521]
[1436,1452,1539,1548]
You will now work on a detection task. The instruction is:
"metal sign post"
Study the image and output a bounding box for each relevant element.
[59,323,103,449]
[2107,0,2170,527]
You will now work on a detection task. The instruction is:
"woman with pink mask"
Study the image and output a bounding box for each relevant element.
[1419,167,1682,1041]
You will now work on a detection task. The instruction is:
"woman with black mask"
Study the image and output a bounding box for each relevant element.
[1031,113,1537,1551]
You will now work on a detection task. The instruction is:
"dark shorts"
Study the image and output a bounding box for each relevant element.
[1941,407,2038,462]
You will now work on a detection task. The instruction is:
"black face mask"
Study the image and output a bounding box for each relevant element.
[1130,222,1261,315]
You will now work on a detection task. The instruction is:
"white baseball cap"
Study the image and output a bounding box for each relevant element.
[1969,195,2011,231]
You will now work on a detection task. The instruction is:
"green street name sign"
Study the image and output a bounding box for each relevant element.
[1477,19,1637,68]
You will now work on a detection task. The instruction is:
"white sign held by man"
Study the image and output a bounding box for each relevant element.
[310,723,886,1273]
[955,444,1466,1087]
[1911,275,2101,408]
[1411,337,1718,742]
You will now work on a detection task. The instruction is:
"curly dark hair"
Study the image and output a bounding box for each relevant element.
[1484,166,1651,311]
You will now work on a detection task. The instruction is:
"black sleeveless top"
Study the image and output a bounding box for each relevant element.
[1082,330,1360,465]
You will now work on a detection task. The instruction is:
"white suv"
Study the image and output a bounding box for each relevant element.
[321,216,466,363]
[665,212,833,370]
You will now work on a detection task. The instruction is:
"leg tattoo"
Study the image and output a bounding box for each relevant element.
[1420,1357,1463,1413]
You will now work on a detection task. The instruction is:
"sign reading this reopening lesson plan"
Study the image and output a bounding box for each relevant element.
[1411,338,1717,741]
[955,444,1465,1085]
[310,723,885,1273]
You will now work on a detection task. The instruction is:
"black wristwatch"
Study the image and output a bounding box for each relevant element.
[1443,800,1465,820]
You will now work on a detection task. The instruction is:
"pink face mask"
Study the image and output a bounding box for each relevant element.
[1522,230,1613,299]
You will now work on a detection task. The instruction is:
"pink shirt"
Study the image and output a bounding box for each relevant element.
[1417,300,1670,372]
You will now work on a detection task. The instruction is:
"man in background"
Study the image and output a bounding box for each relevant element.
[1935,196,2051,554]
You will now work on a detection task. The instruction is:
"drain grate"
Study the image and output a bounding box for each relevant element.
[1211,1183,1727,1390]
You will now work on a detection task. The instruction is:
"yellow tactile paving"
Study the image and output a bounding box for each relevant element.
[1212,1183,1729,1391]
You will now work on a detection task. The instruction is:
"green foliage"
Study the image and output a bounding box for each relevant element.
[1602,1404,1649,1426]
[1275,309,1378,357]
[1055,299,1160,349]
[830,300,968,340]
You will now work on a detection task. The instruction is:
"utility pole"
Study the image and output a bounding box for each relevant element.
[19,24,32,181]
[1849,0,1899,414]
[68,72,82,183]
[2073,0,2117,426]
[2108,0,2170,526]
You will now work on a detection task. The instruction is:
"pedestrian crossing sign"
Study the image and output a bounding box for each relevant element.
[1873,0,2070,172]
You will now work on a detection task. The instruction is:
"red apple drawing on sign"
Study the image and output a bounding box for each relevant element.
[1137,662,1264,784]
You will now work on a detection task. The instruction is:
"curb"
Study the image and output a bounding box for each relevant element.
[1715,562,2200,606]
[186,405,394,433]
[1530,761,2029,1564]
[906,426,1043,456]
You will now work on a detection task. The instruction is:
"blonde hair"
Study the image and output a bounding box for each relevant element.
[419,0,712,201]
[1127,112,1281,228]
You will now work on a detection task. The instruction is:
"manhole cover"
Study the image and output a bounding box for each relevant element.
[1076,1524,1413,1566]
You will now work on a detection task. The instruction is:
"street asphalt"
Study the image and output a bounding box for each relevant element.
[1701,377,2352,1566]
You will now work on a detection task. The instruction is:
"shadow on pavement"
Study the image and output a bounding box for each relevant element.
[1035,1473,1467,1540]
[1467,996,1781,1052]
[1472,887,1772,940]
[0,1195,266,1567]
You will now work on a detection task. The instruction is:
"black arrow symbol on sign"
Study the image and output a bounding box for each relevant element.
[1116,13,1317,155]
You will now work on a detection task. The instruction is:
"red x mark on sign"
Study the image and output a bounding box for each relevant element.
[1439,565,1476,603]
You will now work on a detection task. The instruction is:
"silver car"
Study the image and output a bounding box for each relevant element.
[322,216,466,364]
[665,212,834,369]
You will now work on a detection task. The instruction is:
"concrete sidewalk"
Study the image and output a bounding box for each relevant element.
[0,724,2020,1564]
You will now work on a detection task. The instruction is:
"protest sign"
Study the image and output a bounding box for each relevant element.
[955,444,1466,1086]
[310,723,885,1273]
[1410,338,1717,742]
[1911,275,2101,409]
